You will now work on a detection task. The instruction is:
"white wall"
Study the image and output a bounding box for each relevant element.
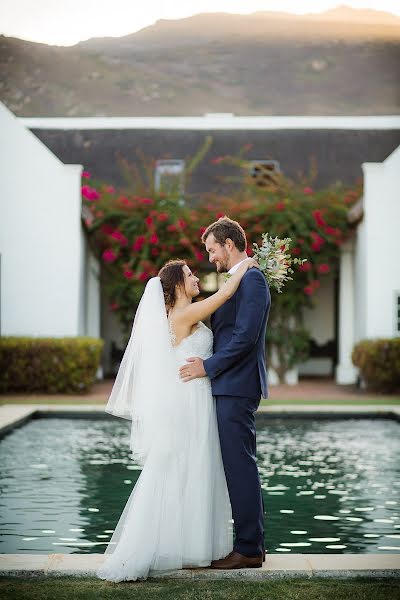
[356,146,400,340]
[0,102,84,337]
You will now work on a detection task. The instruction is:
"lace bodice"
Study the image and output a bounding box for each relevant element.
[169,320,213,362]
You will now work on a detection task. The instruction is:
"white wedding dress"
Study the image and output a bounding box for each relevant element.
[96,320,233,582]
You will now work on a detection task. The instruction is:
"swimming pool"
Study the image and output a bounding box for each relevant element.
[0,415,399,555]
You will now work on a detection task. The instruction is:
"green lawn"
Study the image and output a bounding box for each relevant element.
[0,576,399,600]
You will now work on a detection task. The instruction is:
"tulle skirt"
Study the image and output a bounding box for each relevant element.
[96,378,233,582]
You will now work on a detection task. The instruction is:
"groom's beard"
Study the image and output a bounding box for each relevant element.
[215,252,230,273]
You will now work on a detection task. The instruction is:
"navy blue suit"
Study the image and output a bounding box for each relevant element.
[204,268,271,557]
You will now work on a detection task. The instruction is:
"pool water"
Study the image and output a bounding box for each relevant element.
[0,416,399,555]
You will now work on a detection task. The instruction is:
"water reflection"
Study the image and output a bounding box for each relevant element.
[0,416,398,554]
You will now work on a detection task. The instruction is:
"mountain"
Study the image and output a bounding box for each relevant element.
[1,7,399,117]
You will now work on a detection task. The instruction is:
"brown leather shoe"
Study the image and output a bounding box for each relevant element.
[211,551,263,569]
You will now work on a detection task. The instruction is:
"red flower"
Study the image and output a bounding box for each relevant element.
[246,247,253,256]
[167,224,178,232]
[132,236,146,251]
[180,237,190,246]
[151,248,159,256]
[150,233,159,244]
[145,216,153,226]
[325,226,341,237]
[81,185,100,201]
[317,263,330,274]
[101,224,114,234]
[138,272,149,282]
[216,212,225,219]
[139,198,154,205]
[157,212,169,222]
[310,232,325,251]
[304,286,314,296]
[199,227,207,235]
[82,171,91,179]
[194,250,204,261]
[110,302,119,311]
[312,210,326,227]
[102,248,117,263]
[275,201,285,211]
[299,262,311,272]
[298,238,304,245]
[123,270,134,279]
[292,247,301,255]
[178,218,187,229]
[303,187,314,195]
[105,185,115,193]
[111,230,128,246]
[211,157,224,164]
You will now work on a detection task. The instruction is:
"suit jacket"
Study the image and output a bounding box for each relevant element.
[203,268,271,400]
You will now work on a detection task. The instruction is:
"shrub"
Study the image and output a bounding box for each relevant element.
[352,338,400,392]
[0,337,104,394]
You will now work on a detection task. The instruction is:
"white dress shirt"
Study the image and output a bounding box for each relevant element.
[228,258,248,275]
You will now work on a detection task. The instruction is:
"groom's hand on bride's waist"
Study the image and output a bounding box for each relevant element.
[179,357,206,382]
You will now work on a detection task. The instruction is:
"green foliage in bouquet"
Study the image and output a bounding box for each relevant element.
[352,338,400,392]
[0,337,104,393]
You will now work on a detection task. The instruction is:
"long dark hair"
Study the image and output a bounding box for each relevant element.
[158,259,187,309]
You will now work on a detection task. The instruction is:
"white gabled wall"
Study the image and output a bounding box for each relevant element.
[0,102,85,337]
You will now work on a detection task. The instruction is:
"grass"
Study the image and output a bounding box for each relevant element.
[0,576,399,600]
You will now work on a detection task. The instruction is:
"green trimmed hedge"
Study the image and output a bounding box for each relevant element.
[352,338,400,392]
[0,337,104,393]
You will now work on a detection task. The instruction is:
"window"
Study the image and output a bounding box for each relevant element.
[249,160,280,187]
[154,159,185,203]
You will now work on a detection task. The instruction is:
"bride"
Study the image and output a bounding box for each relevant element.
[96,256,258,582]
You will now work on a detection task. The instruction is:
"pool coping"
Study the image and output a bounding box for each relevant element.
[1,404,399,580]
[0,553,399,579]
[1,403,399,437]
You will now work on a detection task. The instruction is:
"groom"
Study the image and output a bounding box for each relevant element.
[179,216,271,569]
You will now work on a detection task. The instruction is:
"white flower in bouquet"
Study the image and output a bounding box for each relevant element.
[252,233,306,293]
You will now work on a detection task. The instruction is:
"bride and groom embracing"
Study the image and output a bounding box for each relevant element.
[96,216,271,582]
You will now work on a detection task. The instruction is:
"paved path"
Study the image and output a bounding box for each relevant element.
[0,553,399,579]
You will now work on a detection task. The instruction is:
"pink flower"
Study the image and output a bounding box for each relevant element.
[318,263,330,274]
[123,270,134,279]
[303,187,314,195]
[199,227,207,235]
[312,210,326,227]
[139,271,149,282]
[81,185,100,201]
[150,233,159,244]
[101,224,114,234]
[110,302,119,311]
[102,248,117,263]
[304,286,314,296]
[151,248,159,256]
[132,236,146,251]
[167,224,178,232]
[139,198,154,205]
[111,230,128,246]
[292,246,301,255]
[105,185,115,193]
[211,157,224,164]
[310,232,325,252]
[325,226,341,237]
[157,212,169,222]
[82,171,91,179]
[275,201,285,211]
[145,216,153,226]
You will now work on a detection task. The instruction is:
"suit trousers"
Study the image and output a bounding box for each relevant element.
[215,394,265,557]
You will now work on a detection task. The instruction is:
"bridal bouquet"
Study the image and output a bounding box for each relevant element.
[251,233,307,293]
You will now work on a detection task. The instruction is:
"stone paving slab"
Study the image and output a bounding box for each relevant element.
[0,554,399,579]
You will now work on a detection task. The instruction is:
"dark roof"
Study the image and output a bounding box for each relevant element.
[30,127,400,192]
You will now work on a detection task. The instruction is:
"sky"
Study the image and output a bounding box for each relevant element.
[1,0,400,46]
